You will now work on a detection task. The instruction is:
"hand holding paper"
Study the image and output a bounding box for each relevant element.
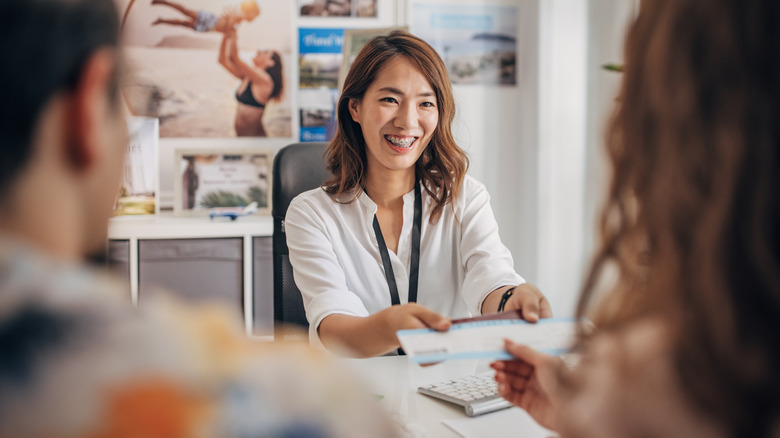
[397,313,580,365]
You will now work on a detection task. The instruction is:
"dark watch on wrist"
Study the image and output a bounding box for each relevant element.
[497,286,516,312]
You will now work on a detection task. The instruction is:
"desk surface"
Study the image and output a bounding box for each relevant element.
[108,213,273,240]
[340,356,556,438]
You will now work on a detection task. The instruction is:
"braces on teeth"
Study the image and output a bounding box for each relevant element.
[386,136,415,148]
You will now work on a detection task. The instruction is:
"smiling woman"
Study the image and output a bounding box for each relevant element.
[284,31,551,358]
[347,56,439,196]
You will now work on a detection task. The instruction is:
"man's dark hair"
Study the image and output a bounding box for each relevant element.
[0,0,121,194]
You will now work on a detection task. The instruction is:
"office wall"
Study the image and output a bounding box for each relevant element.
[154,0,635,318]
[533,0,636,316]
[581,0,637,310]
[444,0,540,314]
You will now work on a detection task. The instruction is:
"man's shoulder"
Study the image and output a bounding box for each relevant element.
[0,242,400,437]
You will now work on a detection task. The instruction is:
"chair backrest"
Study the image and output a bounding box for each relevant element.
[272,142,330,341]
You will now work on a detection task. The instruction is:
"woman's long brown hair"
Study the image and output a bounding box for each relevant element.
[322,31,468,223]
[578,1,780,434]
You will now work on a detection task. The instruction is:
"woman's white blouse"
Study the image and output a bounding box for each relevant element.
[285,175,525,348]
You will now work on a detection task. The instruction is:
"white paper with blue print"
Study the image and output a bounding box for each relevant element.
[397,317,580,364]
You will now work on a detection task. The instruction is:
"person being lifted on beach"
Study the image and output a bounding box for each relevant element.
[151,0,259,33]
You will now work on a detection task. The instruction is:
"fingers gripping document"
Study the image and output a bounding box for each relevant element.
[397,314,581,365]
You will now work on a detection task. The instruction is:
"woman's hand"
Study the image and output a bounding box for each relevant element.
[319,303,450,357]
[482,283,552,322]
[374,303,452,344]
[218,27,241,78]
[506,283,552,322]
[491,339,562,431]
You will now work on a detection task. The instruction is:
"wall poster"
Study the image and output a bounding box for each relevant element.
[117,0,293,138]
[410,3,518,86]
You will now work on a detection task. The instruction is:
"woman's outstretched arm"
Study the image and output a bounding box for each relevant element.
[226,31,274,88]
[318,304,451,357]
[218,29,241,78]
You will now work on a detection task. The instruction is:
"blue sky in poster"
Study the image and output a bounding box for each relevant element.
[411,4,517,57]
[430,14,493,30]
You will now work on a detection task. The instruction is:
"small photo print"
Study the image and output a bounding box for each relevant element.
[174,149,272,216]
[300,53,342,89]
[411,3,518,86]
[299,88,339,142]
[298,0,377,18]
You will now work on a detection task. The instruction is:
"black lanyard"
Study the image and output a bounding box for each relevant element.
[372,181,422,306]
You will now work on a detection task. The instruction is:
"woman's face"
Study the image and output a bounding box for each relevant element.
[253,51,275,69]
[348,56,438,178]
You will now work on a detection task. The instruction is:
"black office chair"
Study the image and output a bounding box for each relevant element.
[272,142,331,342]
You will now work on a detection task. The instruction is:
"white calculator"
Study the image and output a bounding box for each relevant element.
[417,372,513,417]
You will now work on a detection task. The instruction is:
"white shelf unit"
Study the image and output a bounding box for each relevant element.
[108,213,274,339]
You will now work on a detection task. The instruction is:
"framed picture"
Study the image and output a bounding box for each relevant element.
[298,0,378,18]
[173,148,272,216]
[339,27,407,91]
[114,116,159,216]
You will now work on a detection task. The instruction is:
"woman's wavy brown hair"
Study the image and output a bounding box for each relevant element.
[322,31,468,223]
[578,0,780,434]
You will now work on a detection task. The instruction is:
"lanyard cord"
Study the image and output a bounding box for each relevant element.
[372,182,422,356]
[372,181,422,306]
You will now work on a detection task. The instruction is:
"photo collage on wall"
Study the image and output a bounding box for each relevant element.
[110,0,517,215]
[298,28,344,142]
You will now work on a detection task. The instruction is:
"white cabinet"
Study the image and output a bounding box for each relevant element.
[108,214,274,339]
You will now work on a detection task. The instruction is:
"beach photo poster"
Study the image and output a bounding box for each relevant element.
[410,3,518,86]
[115,117,159,216]
[298,0,377,18]
[173,149,272,216]
[298,28,344,142]
[116,0,293,138]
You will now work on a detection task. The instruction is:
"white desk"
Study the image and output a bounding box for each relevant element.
[340,356,556,438]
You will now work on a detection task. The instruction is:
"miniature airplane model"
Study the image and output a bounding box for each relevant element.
[209,202,258,220]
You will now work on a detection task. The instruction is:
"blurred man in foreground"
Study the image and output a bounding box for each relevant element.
[0,1,397,436]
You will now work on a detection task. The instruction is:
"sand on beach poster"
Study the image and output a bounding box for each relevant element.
[117,0,293,138]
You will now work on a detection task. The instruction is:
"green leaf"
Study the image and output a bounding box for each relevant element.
[602,63,624,73]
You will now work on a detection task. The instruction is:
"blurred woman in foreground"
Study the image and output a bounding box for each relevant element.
[493,1,780,436]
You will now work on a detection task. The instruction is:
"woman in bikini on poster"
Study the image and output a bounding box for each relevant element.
[218,28,284,137]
